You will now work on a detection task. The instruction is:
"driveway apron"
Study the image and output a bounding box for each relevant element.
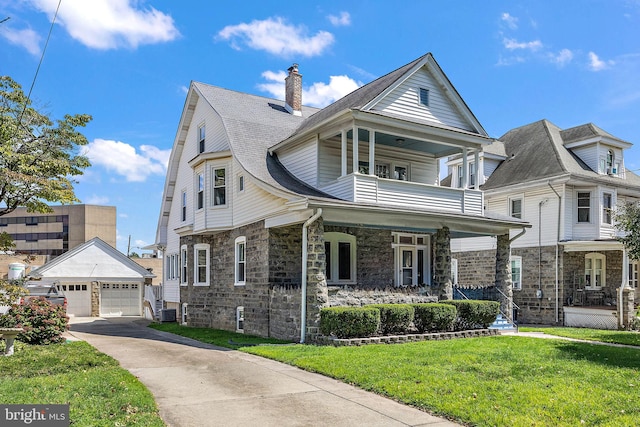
[67,317,460,427]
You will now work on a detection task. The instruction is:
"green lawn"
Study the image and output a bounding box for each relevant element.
[519,326,640,346]
[151,324,640,427]
[0,340,165,427]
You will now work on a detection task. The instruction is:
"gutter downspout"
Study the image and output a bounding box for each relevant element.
[300,208,322,344]
[548,182,561,324]
[538,199,548,311]
[620,248,628,328]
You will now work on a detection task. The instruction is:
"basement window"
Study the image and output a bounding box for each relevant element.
[236,306,245,333]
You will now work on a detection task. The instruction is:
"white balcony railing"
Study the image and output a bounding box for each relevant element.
[320,174,484,215]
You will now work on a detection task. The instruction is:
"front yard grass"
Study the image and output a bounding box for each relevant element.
[0,340,164,427]
[519,326,640,346]
[152,324,640,427]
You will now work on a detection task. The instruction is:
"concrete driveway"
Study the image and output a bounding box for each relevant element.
[67,317,460,427]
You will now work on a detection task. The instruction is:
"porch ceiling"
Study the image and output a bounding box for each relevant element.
[352,128,459,157]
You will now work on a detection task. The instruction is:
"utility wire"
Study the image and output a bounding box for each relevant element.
[16,0,62,129]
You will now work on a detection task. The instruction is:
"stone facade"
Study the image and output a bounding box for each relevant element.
[432,227,452,300]
[495,234,513,321]
[328,287,437,306]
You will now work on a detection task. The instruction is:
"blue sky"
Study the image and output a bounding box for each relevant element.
[2,0,640,254]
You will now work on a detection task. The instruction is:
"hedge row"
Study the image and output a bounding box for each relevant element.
[319,300,499,339]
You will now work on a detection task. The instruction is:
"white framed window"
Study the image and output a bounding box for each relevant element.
[180,245,188,286]
[181,303,188,325]
[577,191,591,223]
[375,162,390,178]
[197,173,204,210]
[511,256,522,290]
[629,261,639,288]
[469,162,476,187]
[602,192,613,225]
[194,243,210,286]
[584,252,605,290]
[419,87,429,107]
[198,124,205,154]
[181,191,187,222]
[324,232,357,284]
[235,236,246,285]
[509,197,523,219]
[457,165,464,188]
[212,168,226,206]
[238,175,244,193]
[392,233,430,286]
[236,306,245,333]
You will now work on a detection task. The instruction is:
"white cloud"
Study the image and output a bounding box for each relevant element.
[85,139,171,182]
[588,51,614,71]
[328,11,351,27]
[84,194,110,205]
[0,26,41,55]
[119,213,129,218]
[217,17,334,57]
[258,70,361,108]
[27,0,180,49]
[501,12,518,30]
[503,37,543,51]
[550,49,574,67]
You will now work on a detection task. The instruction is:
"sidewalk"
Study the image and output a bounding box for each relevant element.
[67,317,460,427]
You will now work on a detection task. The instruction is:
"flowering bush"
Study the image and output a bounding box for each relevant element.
[0,297,69,345]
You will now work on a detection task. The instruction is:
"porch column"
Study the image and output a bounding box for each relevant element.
[462,148,468,189]
[433,227,453,300]
[495,234,514,322]
[474,149,480,190]
[368,130,375,176]
[352,125,359,173]
[341,129,347,177]
[305,217,328,342]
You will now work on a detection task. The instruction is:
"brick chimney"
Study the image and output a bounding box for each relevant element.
[285,63,302,116]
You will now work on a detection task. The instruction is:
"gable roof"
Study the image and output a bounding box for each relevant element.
[482,120,640,191]
[30,237,155,280]
[279,53,487,148]
[560,123,629,146]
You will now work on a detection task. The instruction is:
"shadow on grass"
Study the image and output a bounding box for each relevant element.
[555,340,640,369]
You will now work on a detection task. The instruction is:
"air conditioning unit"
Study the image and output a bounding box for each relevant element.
[161,308,176,322]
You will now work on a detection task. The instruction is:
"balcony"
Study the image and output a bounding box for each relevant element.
[320,174,483,215]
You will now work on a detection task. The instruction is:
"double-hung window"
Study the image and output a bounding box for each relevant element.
[235,236,246,285]
[584,253,605,289]
[511,256,522,290]
[419,87,429,107]
[324,232,356,284]
[198,125,205,154]
[181,191,187,222]
[194,243,210,286]
[577,192,591,223]
[213,168,226,206]
[602,193,613,224]
[510,198,523,219]
[180,245,188,285]
[197,173,204,210]
[469,162,476,187]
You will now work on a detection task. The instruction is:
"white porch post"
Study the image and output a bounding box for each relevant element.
[368,130,375,176]
[474,149,480,190]
[341,129,347,177]
[478,152,485,186]
[352,125,359,173]
[462,147,468,189]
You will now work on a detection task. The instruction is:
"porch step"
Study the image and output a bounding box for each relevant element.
[489,314,517,331]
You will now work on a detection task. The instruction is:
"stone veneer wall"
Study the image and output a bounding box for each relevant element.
[328,287,437,306]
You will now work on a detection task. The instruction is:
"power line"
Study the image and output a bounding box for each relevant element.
[16,0,62,128]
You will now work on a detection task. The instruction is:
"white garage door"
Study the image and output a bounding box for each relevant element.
[100,282,142,316]
[60,283,91,317]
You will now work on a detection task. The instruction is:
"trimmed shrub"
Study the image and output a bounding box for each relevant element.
[412,303,457,333]
[440,300,500,330]
[320,306,380,338]
[0,297,69,345]
[369,304,415,335]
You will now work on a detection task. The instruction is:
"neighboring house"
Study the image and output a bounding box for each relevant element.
[448,120,638,329]
[29,237,155,317]
[0,204,117,257]
[153,53,527,342]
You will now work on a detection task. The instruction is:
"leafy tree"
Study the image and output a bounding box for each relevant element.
[614,201,640,260]
[0,75,92,217]
[0,231,15,252]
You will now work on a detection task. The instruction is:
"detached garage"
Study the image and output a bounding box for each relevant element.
[29,237,155,317]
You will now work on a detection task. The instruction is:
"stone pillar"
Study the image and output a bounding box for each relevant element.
[620,287,636,329]
[90,281,100,317]
[305,217,328,341]
[495,234,513,321]
[433,227,453,300]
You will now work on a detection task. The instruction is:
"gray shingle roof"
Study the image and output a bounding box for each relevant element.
[482,119,640,191]
[560,123,627,145]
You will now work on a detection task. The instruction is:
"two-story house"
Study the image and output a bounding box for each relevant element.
[448,119,639,329]
[153,53,527,342]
